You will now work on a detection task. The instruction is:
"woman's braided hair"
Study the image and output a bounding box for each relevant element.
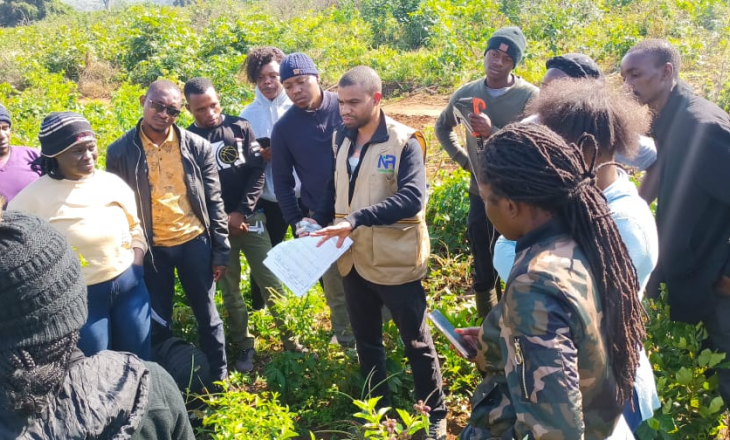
[31,156,63,179]
[477,123,644,404]
[0,332,80,417]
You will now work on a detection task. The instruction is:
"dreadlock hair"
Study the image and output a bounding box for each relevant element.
[525,78,650,159]
[243,47,286,84]
[0,332,80,417]
[627,39,681,80]
[30,155,64,180]
[476,123,645,404]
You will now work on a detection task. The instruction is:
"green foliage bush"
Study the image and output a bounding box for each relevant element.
[426,168,470,254]
[3,0,730,152]
[200,378,299,439]
[0,0,70,27]
[637,291,728,439]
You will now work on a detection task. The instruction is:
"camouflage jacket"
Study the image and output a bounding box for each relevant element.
[466,220,623,440]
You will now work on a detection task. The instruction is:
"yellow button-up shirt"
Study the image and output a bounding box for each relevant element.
[140,125,205,247]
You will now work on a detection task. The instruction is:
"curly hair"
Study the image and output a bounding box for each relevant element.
[243,47,286,84]
[476,124,645,405]
[524,78,650,159]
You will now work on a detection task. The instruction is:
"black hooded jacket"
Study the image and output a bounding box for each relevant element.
[650,81,730,323]
[0,350,194,439]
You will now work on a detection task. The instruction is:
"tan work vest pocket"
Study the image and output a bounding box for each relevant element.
[371,224,419,268]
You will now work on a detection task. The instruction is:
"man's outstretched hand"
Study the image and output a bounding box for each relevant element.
[310,221,353,248]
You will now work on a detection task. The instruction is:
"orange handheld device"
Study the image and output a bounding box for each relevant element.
[472,98,486,137]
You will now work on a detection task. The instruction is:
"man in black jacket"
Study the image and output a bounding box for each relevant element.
[310,66,446,440]
[107,79,230,382]
[621,39,730,402]
[184,77,302,373]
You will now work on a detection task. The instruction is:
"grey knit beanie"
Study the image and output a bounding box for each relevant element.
[0,210,88,351]
[485,26,527,65]
[0,104,10,126]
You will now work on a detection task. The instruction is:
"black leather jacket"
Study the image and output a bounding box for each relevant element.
[106,120,230,266]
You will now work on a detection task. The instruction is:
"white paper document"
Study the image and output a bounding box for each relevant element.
[263,236,353,297]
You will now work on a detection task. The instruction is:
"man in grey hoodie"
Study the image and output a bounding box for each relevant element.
[240,46,298,310]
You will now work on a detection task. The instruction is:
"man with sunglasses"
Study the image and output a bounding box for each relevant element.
[106,79,231,383]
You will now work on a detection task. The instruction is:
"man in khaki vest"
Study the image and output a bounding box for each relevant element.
[307,66,446,440]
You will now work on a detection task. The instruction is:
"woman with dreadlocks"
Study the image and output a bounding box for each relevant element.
[459,122,646,439]
[491,78,659,434]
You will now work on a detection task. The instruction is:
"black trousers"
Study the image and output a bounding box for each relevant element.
[343,267,446,420]
[144,234,227,381]
[250,199,289,309]
[703,294,730,404]
[467,191,500,316]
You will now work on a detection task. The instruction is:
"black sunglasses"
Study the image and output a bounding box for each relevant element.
[147,99,181,117]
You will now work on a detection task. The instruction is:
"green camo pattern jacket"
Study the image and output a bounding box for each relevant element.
[466,220,623,439]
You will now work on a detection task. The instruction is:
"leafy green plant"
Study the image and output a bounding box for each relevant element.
[426,168,470,254]
[637,290,728,439]
[199,377,299,439]
[348,396,430,439]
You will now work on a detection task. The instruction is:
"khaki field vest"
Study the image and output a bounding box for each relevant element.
[333,116,430,285]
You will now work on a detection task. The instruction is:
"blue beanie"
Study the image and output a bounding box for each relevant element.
[0,104,10,126]
[279,53,319,83]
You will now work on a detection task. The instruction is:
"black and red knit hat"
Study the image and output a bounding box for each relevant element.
[38,112,95,158]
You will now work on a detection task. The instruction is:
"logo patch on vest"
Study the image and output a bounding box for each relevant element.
[377,154,396,173]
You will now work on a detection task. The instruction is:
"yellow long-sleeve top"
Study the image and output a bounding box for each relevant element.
[8,170,148,285]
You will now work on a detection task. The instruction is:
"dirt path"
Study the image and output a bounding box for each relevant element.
[383,93,461,181]
[382,93,449,132]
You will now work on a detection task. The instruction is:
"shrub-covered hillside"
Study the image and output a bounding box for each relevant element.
[1,0,730,153]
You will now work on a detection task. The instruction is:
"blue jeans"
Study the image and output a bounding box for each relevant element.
[78,264,151,359]
[144,233,228,381]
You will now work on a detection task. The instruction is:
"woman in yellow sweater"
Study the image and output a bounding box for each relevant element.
[9,112,151,359]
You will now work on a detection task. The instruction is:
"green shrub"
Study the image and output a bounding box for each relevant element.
[200,379,299,439]
[426,168,470,254]
[637,290,728,439]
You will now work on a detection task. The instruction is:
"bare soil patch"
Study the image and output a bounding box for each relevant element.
[383,93,460,179]
[382,93,450,132]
